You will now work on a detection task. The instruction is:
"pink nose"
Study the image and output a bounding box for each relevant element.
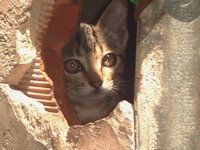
[90,81,103,89]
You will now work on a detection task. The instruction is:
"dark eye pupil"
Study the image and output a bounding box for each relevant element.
[102,53,117,67]
[64,59,82,74]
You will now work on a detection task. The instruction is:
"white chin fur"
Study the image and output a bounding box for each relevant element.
[102,80,113,90]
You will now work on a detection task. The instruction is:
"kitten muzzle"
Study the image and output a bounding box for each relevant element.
[89,81,103,89]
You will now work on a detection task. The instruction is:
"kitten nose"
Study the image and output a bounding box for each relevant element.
[90,81,103,89]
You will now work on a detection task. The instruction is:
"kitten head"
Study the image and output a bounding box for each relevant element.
[62,0,128,121]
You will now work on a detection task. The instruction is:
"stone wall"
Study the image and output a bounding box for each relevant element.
[0,84,134,149]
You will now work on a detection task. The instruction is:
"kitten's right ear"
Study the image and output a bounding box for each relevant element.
[97,0,128,33]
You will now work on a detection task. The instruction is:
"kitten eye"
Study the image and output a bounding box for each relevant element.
[102,53,117,67]
[64,59,82,74]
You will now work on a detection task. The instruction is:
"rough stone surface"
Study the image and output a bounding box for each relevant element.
[0,84,70,150]
[0,84,134,150]
[0,86,46,150]
[136,0,200,149]
[0,0,36,84]
[67,100,134,150]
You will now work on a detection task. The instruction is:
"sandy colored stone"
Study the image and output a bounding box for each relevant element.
[67,100,134,150]
[0,84,70,149]
[0,84,134,150]
[135,0,200,149]
[0,0,36,84]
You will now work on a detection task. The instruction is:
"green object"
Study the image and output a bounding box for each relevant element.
[130,0,139,4]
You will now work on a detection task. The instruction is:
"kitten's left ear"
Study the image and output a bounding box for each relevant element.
[97,0,128,34]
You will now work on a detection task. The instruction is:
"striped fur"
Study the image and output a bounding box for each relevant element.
[63,0,128,124]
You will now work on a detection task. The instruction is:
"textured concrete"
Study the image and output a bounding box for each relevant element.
[0,0,36,84]
[135,0,200,149]
[67,100,134,150]
[0,84,134,149]
[0,84,61,150]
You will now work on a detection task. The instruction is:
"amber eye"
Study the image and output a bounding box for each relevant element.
[64,59,82,74]
[102,53,117,67]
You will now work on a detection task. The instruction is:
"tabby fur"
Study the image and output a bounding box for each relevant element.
[63,0,128,124]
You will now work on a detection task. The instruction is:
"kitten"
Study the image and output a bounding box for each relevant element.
[62,0,128,124]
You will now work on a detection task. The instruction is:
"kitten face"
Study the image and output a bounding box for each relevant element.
[64,23,125,102]
[63,0,128,123]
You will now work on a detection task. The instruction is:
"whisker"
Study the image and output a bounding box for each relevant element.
[112,87,128,96]
[109,89,120,100]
